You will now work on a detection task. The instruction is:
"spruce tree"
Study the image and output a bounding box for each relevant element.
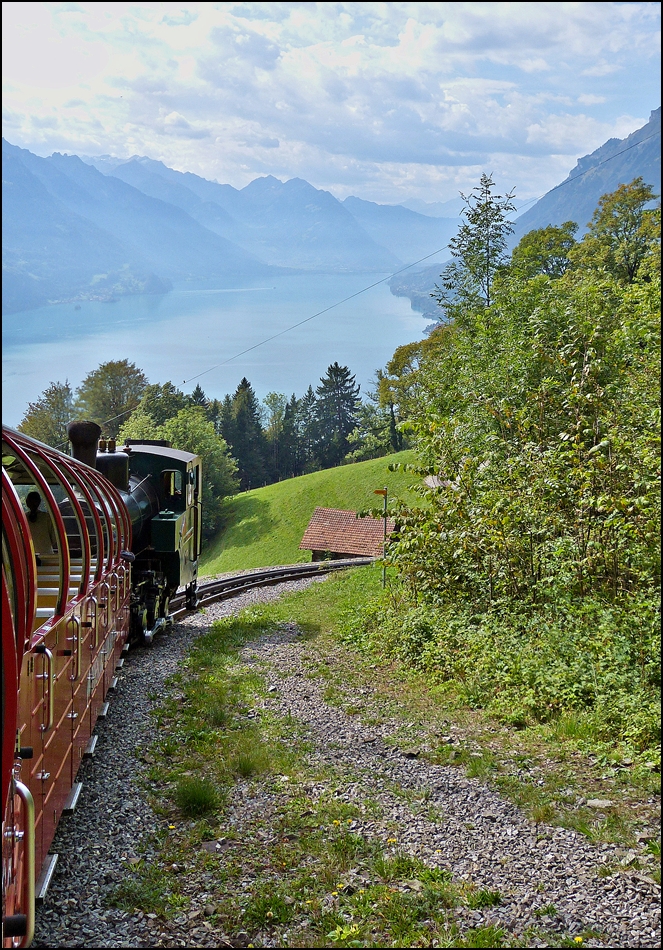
[228,378,267,490]
[297,385,319,471]
[315,362,360,467]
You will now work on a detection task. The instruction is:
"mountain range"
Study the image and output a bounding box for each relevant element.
[389,107,660,321]
[2,142,459,315]
[2,107,659,316]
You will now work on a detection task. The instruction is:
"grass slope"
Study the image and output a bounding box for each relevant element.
[201,450,417,575]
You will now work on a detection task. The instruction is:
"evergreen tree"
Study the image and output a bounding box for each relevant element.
[188,383,209,408]
[315,362,360,467]
[228,378,267,490]
[263,392,287,479]
[279,394,301,477]
[75,359,148,437]
[206,398,222,433]
[296,385,319,472]
[18,380,74,448]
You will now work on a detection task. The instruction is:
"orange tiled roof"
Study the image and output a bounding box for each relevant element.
[299,507,395,557]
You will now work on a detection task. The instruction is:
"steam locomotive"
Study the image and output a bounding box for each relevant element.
[2,422,202,947]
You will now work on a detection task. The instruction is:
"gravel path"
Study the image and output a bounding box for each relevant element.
[33,578,661,949]
[32,577,326,949]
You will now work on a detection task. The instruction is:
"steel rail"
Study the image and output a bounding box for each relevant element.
[169,558,374,620]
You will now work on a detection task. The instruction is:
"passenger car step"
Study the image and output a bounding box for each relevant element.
[63,782,83,815]
[83,735,97,758]
[36,854,59,904]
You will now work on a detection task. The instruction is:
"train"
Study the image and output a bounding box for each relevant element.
[2,422,202,948]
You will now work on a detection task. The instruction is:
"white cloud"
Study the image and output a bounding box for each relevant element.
[2,2,660,202]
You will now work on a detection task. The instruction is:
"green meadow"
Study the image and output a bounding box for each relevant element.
[201,450,417,575]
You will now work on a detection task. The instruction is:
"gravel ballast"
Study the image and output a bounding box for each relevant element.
[32,577,661,949]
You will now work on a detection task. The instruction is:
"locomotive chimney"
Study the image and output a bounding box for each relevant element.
[66,420,101,469]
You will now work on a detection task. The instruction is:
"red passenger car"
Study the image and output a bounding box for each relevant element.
[2,427,132,948]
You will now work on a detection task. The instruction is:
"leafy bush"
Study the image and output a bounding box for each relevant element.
[362,181,661,754]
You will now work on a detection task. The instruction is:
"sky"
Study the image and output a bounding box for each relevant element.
[2,2,661,204]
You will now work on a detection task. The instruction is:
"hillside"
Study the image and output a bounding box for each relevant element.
[342,196,457,264]
[201,451,417,575]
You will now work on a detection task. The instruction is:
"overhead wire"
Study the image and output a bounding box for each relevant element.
[43,124,660,447]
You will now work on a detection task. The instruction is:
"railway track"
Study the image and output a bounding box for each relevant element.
[169,557,374,619]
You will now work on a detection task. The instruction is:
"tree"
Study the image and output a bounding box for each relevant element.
[279,394,302,477]
[75,360,148,437]
[117,407,161,442]
[160,407,238,538]
[315,362,360,467]
[296,386,319,472]
[227,378,267,490]
[137,381,187,428]
[570,178,659,283]
[188,383,209,408]
[434,173,516,317]
[510,222,578,279]
[18,380,74,448]
[263,392,287,479]
[346,373,403,462]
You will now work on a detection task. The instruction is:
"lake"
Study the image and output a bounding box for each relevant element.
[2,273,427,427]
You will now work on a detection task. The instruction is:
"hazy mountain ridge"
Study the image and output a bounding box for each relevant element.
[512,107,660,240]
[2,139,272,314]
[90,158,402,272]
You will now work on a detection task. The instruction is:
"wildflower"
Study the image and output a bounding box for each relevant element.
[168,825,176,830]
[387,837,397,843]
[333,819,340,825]
[332,891,338,897]
[266,911,274,918]
[305,900,312,905]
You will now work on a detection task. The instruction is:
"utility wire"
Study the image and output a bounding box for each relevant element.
[182,245,451,385]
[182,127,660,386]
[51,124,660,444]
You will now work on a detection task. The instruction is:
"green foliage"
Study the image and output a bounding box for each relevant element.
[435,172,516,316]
[342,595,660,749]
[510,221,577,279]
[74,359,148,437]
[570,177,660,283]
[119,404,239,537]
[349,179,661,754]
[137,381,188,427]
[315,362,361,467]
[221,377,268,490]
[161,407,238,537]
[18,380,74,448]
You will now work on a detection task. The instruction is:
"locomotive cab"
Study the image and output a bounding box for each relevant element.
[121,441,202,638]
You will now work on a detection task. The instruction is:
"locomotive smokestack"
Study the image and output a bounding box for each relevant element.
[67,420,101,469]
